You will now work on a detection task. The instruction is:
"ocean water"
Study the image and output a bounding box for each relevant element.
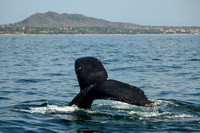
[0,34,200,132]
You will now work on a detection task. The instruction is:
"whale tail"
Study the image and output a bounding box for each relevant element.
[69,57,153,108]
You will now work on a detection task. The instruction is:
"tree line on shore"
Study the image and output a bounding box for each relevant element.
[0,25,199,35]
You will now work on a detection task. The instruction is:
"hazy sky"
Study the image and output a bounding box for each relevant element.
[1,0,200,26]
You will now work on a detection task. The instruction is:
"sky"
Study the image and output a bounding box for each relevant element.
[1,0,200,26]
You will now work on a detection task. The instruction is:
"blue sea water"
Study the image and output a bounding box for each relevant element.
[0,34,200,132]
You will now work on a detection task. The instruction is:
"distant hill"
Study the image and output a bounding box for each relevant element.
[2,11,199,34]
[14,11,139,28]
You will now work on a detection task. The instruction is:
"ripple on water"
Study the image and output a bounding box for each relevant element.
[15,78,51,83]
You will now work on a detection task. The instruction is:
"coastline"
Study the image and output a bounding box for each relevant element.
[0,33,199,35]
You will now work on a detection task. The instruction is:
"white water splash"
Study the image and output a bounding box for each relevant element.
[93,100,137,109]
[13,100,196,120]
[93,100,196,119]
[14,105,79,114]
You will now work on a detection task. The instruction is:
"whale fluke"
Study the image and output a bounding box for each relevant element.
[75,57,108,91]
[69,57,154,108]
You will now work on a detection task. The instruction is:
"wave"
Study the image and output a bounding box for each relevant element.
[12,99,199,121]
[14,105,79,114]
[190,59,200,61]
[15,78,51,83]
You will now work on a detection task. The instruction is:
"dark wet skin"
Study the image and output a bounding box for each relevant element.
[69,57,155,109]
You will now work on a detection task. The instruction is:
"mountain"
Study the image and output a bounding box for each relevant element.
[14,11,139,28]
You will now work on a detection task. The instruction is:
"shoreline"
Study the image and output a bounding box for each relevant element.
[0,33,199,36]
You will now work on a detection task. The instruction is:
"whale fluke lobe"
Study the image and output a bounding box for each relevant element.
[69,57,153,108]
[75,57,108,91]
